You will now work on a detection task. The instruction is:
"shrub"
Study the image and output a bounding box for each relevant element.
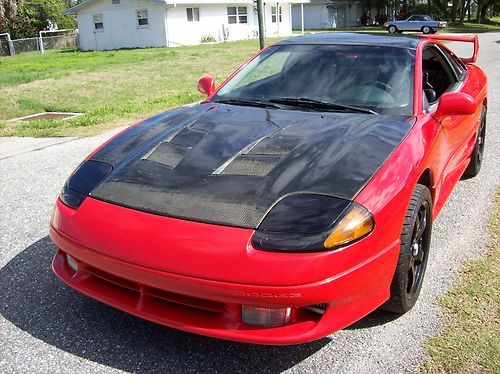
[200,34,216,43]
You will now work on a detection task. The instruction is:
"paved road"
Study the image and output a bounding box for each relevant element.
[1,33,499,374]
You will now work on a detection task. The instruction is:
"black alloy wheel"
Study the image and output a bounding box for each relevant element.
[463,105,487,179]
[382,184,432,313]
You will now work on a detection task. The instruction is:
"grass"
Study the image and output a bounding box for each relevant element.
[422,188,500,373]
[1,20,498,138]
[446,20,500,33]
[298,18,500,35]
[0,38,281,137]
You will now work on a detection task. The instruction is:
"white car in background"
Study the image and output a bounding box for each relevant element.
[384,15,447,34]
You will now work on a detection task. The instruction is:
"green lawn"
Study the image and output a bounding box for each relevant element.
[1,21,497,138]
[446,20,500,33]
[0,38,281,137]
[422,188,500,373]
[297,19,500,35]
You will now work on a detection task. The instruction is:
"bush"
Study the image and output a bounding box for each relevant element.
[411,3,448,20]
[375,14,388,24]
[200,34,216,43]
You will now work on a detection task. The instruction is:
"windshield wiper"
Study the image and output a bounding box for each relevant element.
[212,98,281,109]
[269,97,378,114]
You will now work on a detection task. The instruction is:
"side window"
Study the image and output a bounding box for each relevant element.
[407,16,415,21]
[422,45,457,104]
[93,14,104,30]
[137,10,149,26]
[271,7,282,23]
[227,7,248,24]
[441,47,467,80]
[187,7,200,22]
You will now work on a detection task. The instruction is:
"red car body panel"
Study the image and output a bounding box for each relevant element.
[51,200,398,344]
[50,34,487,344]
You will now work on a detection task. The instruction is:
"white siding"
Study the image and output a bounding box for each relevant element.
[165,4,257,46]
[291,2,359,29]
[73,0,297,50]
[77,0,167,50]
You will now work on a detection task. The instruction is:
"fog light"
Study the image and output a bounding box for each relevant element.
[66,254,78,272]
[242,305,291,327]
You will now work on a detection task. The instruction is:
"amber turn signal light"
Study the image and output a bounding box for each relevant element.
[324,204,374,249]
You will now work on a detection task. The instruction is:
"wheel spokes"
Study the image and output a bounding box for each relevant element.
[407,203,429,297]
[407,259,416,293]
[415,244,425,263]
[415,209,427,240]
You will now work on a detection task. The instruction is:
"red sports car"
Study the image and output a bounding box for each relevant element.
[50,33,487,345]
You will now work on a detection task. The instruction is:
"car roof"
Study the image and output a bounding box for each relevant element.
[276,32,420,49]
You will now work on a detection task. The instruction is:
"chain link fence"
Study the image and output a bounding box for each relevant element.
[0,31,78,56]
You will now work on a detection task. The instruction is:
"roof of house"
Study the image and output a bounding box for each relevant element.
[64,0,309,15]
[276,32,421,49]
[64,0,166,14]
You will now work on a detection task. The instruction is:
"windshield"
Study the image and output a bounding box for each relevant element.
[214,44,415,116]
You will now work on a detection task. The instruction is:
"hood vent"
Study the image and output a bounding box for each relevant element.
[218,134,300,177]
[143,125,207,168]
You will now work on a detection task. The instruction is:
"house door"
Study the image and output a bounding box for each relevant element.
[327,6,346,28]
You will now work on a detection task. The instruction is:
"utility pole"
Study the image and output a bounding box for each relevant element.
[257,0,265,49]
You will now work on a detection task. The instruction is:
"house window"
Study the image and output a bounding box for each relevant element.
[187,7,200,22]
[227,7,247,24]
[137,9,149,26]
[271,6,282,23]
[93,14,104,30]
[112,0,120,4]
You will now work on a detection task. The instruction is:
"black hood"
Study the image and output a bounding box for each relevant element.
[90,103,414,228]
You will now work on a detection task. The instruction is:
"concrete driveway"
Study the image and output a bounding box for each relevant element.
[1,33,499,373]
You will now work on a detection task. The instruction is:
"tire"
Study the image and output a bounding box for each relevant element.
[388,25,398,34]
[382,184,432,313]
[422,26,432,34]
[463,106,487,179]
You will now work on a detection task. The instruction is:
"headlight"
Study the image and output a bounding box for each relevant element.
[384,22,388,27]
[251,194,374,252]
[60,160,113,209]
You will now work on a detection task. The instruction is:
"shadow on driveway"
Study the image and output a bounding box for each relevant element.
[0,236,331,373]
[1,236,402,372]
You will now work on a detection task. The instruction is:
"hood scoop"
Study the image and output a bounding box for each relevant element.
[216,130,301,177]
[143,124,207,169]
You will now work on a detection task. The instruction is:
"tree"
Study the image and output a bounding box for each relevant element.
[0,0,76,39]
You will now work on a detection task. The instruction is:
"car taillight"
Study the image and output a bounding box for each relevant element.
[242,306,291,327]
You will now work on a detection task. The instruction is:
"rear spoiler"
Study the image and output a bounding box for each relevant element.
[421,34,479,64]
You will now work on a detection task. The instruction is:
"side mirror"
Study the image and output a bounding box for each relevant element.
[197,75,216,97]
[435,92,475,117]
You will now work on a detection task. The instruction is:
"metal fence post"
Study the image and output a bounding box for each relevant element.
[9,37,14,55]
[0,33,15,56]
[39,31,45,54]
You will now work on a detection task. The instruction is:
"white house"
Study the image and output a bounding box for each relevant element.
[64,0,309,50]
[291,0,362,29]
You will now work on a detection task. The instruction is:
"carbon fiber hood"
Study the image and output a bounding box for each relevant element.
[90,103,414,228]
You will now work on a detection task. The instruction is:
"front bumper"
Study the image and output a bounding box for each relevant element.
[51,224,399,345]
